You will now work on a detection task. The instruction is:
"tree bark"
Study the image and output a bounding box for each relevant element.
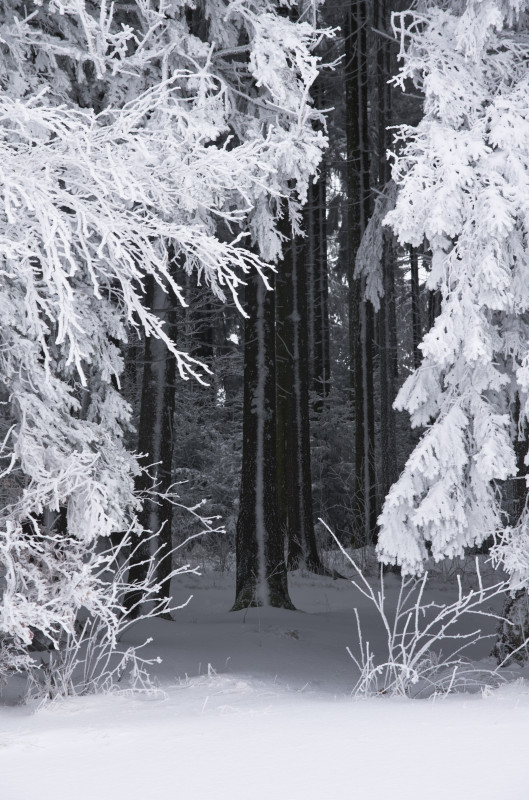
[306,76,331,409]
[233,273,294,610]
[125,274,176,615]
[428,287,442,330]
[493,393,529,665]
[378,234,399,503]
[409,245,422,370]
[345,0,377,546]
[277,226,328,573]
[375,0,399,506]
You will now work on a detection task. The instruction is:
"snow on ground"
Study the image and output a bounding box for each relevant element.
[1,559,529,800]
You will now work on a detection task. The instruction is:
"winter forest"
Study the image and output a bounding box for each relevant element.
[2,0,529,798]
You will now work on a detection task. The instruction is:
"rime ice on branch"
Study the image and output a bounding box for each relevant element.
[377,0,529,582]
[0,1,327,655]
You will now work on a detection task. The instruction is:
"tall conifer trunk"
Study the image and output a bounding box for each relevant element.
[306,77,331,409]
[126,274,177,614]
[276,244,290,546]
[233,274,293,610]
[409,245,422,369]
[428,287,442,330]
[376,0,398,506]
[494,394,529,664]
[345,0,377,545]
[378,234,398,503]
[277,227,328,572]
[308,171,331,408]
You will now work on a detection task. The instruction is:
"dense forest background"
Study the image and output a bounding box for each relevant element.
[2,0,529,682]
[4,9,529,796]
[109,0,528,610]
[125,0,438,607]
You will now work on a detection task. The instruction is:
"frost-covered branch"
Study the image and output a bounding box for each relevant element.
[377,0,529,579]
[0,0,329,672]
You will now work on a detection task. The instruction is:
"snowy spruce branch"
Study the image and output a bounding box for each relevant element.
[376,0,529,585]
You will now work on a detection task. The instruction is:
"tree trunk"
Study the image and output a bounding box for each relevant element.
[277,226,328,573]
[378,234,399,504]
[126,274,176,615]
[276,249,290,546]
[306,76,331,409]
[345,0,377,546]
[233,273,294,610]
[375,0,398,507]
[428,287,442,330]
[409,245,422,370]
[493,394,529,665]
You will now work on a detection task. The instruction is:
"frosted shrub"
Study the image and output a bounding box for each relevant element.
[25,529,199,700]
[322,522,510,697]
[0,639,33,690]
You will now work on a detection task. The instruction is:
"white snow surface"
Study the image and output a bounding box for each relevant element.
[1,563,529,800]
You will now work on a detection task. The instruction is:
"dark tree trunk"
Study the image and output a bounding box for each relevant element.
[308,174,331,408]
[378,234,399,503]
[233,273,294,610]
[345,0,377,546]
[125,274,176,615]
[276,250,290,546]
[493,394,529,665]
[409,245,422,369]
[277,226,328,573]
[513,393,529,524]
[306,77,331,409]
[375,0,398,506]
[428,288,442,330]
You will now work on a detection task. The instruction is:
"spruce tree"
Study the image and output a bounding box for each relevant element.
[376,0,529,586]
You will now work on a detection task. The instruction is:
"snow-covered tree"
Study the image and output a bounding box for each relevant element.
[377,0,529,582]
[0,1,326,663]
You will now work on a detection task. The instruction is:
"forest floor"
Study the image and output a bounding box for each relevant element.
[1,552,529,800]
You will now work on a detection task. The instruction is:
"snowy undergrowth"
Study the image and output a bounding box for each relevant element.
[23,532,201,703]
[16,528,524,705]
[348,564,508,698]
[2,565,529,800]
[321,522,518,698]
